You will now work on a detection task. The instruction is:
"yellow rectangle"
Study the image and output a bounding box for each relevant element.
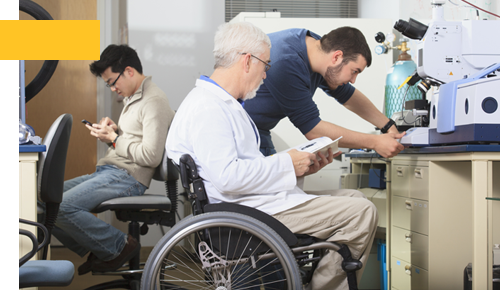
[0,20,100,60]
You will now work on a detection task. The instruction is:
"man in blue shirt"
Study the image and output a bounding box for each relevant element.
[244,27,405,158]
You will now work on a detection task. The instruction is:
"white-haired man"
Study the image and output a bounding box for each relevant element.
[166,22,378,290]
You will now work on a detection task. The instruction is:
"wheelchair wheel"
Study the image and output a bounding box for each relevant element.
[141,211,302,290]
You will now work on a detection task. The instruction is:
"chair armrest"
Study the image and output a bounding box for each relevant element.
[153,150,179,182]
[19,219,49,255]
[19,229,38,267]
[19,219,49,266]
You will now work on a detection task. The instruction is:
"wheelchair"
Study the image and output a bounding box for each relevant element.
[141,154,362,290]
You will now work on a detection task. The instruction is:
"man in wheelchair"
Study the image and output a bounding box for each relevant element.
[162,22,378,290]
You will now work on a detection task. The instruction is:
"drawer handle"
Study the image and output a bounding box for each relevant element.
[397,166,404,177]
[405,265,412,276]
[405,233,412,243]
[405,200,412,210]
[414,168,423,179]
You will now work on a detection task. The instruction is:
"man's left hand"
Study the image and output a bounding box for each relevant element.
[304,148,339,176]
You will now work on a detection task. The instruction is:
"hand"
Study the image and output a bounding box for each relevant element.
[99,117,118,131]
[387,124,399,134]
[287,149,316,177]
[304,148,339,176]
[373,131,406,158]
[86,122,118,144]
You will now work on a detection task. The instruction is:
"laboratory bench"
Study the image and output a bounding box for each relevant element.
[346,145,500,290]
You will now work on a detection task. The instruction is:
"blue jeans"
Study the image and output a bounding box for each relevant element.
[53,165,147,261]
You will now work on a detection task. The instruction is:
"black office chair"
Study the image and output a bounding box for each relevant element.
[19,218,74,288]
[141,154,362,290]
[85,150,179,290]
[37,113,73,259]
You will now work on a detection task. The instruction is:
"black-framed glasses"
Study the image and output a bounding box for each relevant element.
[240,53,271,72]
[106,71,123,88]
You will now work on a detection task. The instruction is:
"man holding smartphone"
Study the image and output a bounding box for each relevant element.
[52,44,175,275]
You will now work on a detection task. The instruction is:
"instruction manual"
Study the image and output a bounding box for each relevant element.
[278,136,342,160]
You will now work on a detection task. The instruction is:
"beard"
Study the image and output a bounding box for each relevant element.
[243,79,264,101]
[324,62,344,90]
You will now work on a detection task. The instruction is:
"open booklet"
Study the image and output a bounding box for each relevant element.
[277,136,343,160]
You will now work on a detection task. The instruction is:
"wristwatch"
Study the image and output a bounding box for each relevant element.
[112,135,119,148]
[380,119,396,133]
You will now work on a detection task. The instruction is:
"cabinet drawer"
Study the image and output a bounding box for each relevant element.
[391,226,429,269]
[392,196,429,235]
[391,256,428,290]
[392,165,410,197]
[409,166,429,200]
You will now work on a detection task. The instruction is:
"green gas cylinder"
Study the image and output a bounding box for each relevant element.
[384,48,421,119]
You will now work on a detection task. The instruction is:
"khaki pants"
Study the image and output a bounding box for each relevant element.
[272,189,378,290]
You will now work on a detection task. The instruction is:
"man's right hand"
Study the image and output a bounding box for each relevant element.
[99,117,118,131]
[287,149,316,176]
[373,132,406,158]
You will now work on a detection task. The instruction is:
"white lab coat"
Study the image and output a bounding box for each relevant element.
[166,78,317,215]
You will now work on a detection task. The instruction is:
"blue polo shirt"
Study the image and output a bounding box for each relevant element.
[244,28,355,150]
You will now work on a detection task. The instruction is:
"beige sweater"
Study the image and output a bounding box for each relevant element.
[97,76,174,187]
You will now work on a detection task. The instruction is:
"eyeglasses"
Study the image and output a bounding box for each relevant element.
[106,71,123,88]
[240,53,271,72]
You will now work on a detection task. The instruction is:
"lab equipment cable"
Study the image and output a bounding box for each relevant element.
[448,0,480,18]
[460,0,500,18]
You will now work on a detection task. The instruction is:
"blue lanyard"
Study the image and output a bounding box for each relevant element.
[200,75,258,144]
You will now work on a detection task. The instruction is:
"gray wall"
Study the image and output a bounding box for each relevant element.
[128,0,225,110]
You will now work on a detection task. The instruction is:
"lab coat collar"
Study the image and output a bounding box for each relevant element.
[195,78,243,107]
[196,77,260,145]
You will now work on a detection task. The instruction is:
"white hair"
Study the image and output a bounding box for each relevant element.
[213,22,271,69]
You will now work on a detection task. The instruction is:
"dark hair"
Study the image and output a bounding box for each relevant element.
[320,27,372,67]
[89,44,143,77]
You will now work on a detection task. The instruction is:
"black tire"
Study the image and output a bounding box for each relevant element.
[19,0,58,102]
[141,212,302,290]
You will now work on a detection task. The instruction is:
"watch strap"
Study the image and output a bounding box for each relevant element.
[381,119,396,133]
[112,135,119,148]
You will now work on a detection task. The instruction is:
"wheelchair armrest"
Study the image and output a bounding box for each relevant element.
[179,154,199,190]
[204,203,298,247]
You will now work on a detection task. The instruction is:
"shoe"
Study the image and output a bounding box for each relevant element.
[91,234,141,272]
[78,252,99,275]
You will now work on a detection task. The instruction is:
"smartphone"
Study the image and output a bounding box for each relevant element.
[81,119,93,126]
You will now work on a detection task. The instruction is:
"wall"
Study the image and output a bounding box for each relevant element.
[359,0,498,21]
[127,0,225,111]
